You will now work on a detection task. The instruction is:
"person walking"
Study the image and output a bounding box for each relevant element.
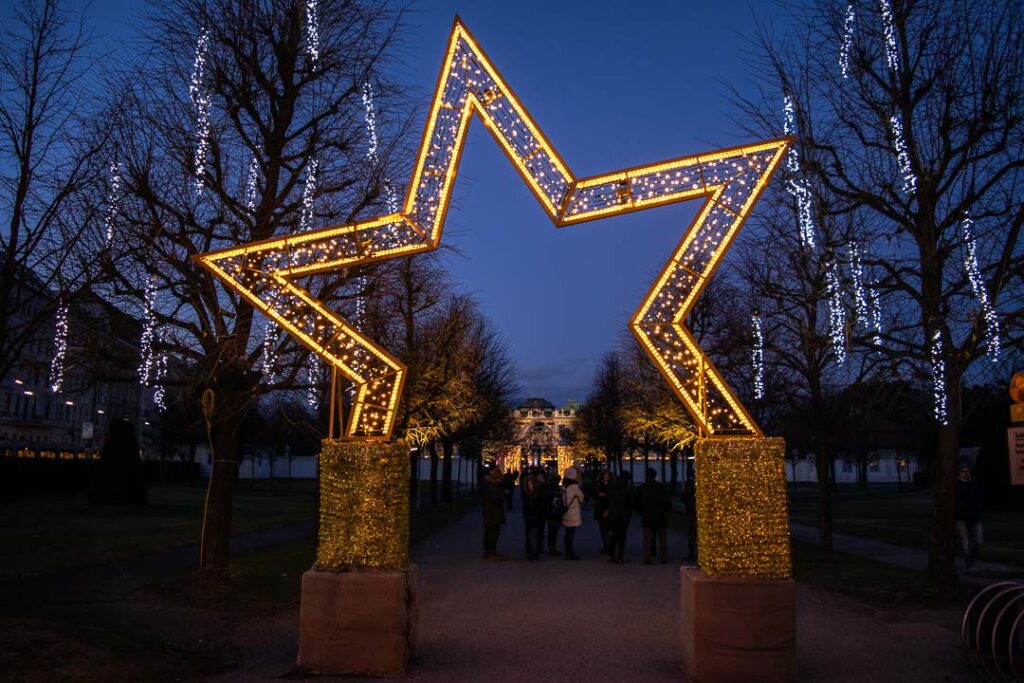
[561,466,584,560]
[954,462,984,570]
[606,470,633,564]
[542,472,563,556]
[594,470,613,554]
[681,477,697,561]
[522,472,545,560]
[635,467,671,565]
[483,466,507,560]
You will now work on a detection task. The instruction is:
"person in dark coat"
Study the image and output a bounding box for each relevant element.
[635,467,671,564]
[594,470,613,554]
[541,473,563,555]
[522,473,545,560]
[503,469,516,511]
[954,462,984,569]
[606,470,633,564]
[483,466,507,560]
[681,477,697,561]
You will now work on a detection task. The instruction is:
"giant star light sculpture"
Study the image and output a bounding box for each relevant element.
[195,18,788,440]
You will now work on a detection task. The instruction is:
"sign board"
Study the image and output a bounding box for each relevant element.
[1009,427,1024,486]
[82,422,94,441]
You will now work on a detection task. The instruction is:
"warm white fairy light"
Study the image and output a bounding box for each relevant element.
[139,274,156,387]
[879,0,900,73]
[825,261,847,365]
[839,4,856,79]
[889,115,916,195]
[299,159,318,232]
[49,302,68,392]
[848,241,869,325]
[305,0,319,67]
[245,152,260,213]
[783,94,817,250]
[104,162,122,244]
[195,22,786,439]
[930,328,947,425]
[961,215,1000,362]
[751,314,764,400]
[190,28,211,196]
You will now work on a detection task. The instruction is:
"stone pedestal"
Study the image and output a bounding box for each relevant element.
[298,564,418,677]
[680,567,795,683]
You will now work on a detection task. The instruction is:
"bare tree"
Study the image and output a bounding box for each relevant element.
[734,0,1024,585]
[0,0,109,383]
[109,0,406,577]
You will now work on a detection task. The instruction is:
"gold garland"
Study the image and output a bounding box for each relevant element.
[316,439,409,570]
[695,437,791,578]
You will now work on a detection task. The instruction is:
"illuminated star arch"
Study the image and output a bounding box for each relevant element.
[195,17,789,440]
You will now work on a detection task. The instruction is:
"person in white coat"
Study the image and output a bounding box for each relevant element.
[561,467,585,560]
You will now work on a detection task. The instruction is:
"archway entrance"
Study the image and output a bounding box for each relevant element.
[197,17,795,682]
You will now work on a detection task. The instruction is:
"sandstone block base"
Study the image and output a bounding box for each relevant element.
[680,567,795,683]
[298,564,418,677]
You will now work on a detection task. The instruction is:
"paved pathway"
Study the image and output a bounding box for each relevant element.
[217,505,974,682]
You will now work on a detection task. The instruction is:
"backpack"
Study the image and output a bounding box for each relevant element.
[547,486,567,520]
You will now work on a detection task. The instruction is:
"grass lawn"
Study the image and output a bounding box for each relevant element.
[0,617,229,683]
[790,540,967,608]
[788,484,1024,567]
[147,490,481,618]
[0,479,316,580]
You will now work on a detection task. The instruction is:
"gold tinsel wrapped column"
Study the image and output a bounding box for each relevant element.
[299,439,417,677]
[694,436,791,577]
[681,436,795,682]
[316,439,410,570]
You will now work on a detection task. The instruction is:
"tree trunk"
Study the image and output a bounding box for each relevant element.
[815,443,834,554]
[199,409,243,579]
[927,375,960,588]
[441,438,453,504]
[670,450,679,495]
[428,441,439,507]
[456,453,463,498]
[660,449,667,483]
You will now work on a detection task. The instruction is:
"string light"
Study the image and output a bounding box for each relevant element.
[839,4,856,79]
[104,162,122,244]
[245,152,260,213]
[195,20,787,439]
[306,354,321,411]
[879,0,900,73]
[930,328,947,425]
[889,114,916,195]
[961,215,1000,362]
[153,331,167,412]
[261,319,277,378]
[868,277,883,347]
[190,28,211,196]
[751,314,764,400]
[305,0,319,67]
[139,275,157,386]
[848,241,869,325]
[782,94,816,250]
[300,159,318,232]
[825,260,847,365]
[49,302,68,393]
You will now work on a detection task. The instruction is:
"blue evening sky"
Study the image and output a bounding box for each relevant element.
[68,0,793,405]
